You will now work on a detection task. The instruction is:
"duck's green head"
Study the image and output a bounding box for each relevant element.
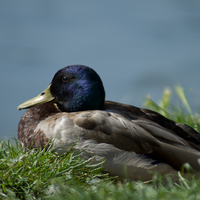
[18,65,105,112]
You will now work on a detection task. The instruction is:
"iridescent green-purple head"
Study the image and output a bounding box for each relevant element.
[18,65,105,112]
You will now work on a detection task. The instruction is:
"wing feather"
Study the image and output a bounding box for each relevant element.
[71,102,200,171]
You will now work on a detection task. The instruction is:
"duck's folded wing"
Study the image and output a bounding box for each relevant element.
[72,109,200,171]
[73,111,160,154]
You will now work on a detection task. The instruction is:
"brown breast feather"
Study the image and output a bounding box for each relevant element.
[18,103,61,149]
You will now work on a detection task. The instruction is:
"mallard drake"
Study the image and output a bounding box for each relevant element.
[18,65,200,181]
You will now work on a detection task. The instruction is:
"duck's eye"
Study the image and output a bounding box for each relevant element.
[62,76,69,82]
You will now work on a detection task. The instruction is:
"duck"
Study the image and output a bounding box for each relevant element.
[18,65,200,181]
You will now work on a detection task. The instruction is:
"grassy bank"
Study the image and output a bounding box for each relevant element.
[1,86,200,199]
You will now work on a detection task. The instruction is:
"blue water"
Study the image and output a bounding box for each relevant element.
[1,1,200,139]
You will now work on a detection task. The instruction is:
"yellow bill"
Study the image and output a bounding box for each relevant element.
[18,84,56,110]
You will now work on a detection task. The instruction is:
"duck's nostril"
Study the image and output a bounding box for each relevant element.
[41,92,45,96]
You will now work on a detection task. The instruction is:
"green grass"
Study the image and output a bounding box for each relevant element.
[143,85,200,132]
[2,85,200,199]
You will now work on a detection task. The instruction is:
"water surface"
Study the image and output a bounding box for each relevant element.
[1,1,200,139]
